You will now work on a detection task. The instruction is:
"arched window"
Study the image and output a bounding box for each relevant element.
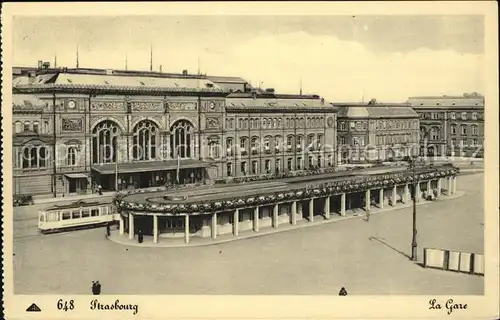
[263,136,271,153]
[21,145,48,168]
[273,118,277,128]
[133,120,158,161]
[92,120,120,164]
[307,134,315,148]
[67,147,77,166]
[44,121,50,133]
[317,134,324,148]
[286,135,294,150]
[239,137,248,154]
[275,135,282,153]
[170,120,193,159]
[461,125,467,135]
[296,135,304,149]
[226,138,233,156]
[278,118,282,128]
[244,118,248,129]
[33,121,40,134]
[14,121,22,133]
[430,127,440,140]
[24,121,31,132]
[451,124,457,135]
[471,125,478,136]
[238,119,243,129]
[267,119,272,128]
[208,139,220,159]
[251,137,259,154]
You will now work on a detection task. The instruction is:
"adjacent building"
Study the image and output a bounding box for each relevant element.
[407,93,484,157]
[334,100,420,163]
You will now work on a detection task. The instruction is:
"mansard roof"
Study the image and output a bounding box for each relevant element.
[407,95,484,108]
[334,102,418,119]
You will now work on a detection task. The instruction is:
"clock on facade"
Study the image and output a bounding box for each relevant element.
[68,100,76,109]
[209,102,215,110]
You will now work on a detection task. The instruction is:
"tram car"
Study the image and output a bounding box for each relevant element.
[38,199,119,234]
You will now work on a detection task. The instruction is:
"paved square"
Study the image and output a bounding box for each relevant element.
[14,174,484,295]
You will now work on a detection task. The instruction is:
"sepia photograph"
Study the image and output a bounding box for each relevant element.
[2,2,499,319]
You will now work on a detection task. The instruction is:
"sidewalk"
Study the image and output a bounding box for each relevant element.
[33,191,116,204]
[108,190,466,248]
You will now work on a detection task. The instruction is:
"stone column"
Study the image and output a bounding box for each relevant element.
[128,214,134,240]
[211,212,217,239]
[437,178,442,198]
[309,198,314,222]
[379,188,384,209]
[365,189,371,211]
[273,203,279,229]
[392,185,397,206]
[341,193,346,216]
[184,215,190,244]
[153,215,158,243]
[324,196,331,219]
[452,176,457,194]
[119,215,124,235]
[427,180,431,193]
[253,207,259,232]
[291,201,297,225]
[233,209,240,236]
[404,184,409,204]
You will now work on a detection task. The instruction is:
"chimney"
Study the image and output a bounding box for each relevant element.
[37,60,43,69]
[182,69,188,75]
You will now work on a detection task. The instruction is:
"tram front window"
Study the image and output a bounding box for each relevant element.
[82,209,90,218]
[72,210,81,219]
[91,209,99,217]
[62,212,71,220]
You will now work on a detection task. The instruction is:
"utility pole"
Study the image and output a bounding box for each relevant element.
[410,157,418,261]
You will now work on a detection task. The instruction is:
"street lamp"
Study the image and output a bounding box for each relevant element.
[407,155,418,261]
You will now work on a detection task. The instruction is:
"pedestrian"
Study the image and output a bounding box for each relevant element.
[98,184,103,195]
[138,229,143,243]
[106,223,111,237]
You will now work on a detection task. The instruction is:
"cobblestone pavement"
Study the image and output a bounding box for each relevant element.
[13,174,484,295]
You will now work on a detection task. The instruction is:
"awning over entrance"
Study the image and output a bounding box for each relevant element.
[64,173,89,179]
[91,159,210,174]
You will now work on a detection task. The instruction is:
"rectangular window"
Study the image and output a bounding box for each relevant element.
[461,126,467,135]
[91,209,99,217]
[472,139,478,146]
[241,162,247,175]
[252,161,258,175]
[297,157,302,170]
[81,209,90,218]
[226,163,232,176]
[72,210,81,219]
[287,158,292,171]
[62,211,71,220]
[265,160,271,173]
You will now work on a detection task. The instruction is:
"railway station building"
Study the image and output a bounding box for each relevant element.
[12,65,335,197]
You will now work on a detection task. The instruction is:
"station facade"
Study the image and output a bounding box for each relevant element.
[12,66,335,196]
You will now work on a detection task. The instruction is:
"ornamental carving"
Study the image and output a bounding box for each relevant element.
[132,102,163,111]
[206,117,221,129]
[91,101,125,111]
[61,118,84,132]
[168,102,197,111]
[202,100,221,112]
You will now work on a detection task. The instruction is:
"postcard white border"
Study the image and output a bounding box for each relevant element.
[2,2,499,319]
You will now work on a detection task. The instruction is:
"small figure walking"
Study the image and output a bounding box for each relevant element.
[106,223,111,237]
[97,184,103,195]
[365,208,370,222]
[338,287,348,296]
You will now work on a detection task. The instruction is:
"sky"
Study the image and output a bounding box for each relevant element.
[12,15,484,102]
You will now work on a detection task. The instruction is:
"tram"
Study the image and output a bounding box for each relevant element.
[38,199,118,234]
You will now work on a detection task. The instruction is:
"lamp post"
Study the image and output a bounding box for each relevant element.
[408,156,418,261]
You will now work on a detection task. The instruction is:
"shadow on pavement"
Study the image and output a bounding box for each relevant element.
[369,236,411,260]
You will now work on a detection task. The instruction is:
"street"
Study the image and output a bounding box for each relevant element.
[13,173,484,295]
